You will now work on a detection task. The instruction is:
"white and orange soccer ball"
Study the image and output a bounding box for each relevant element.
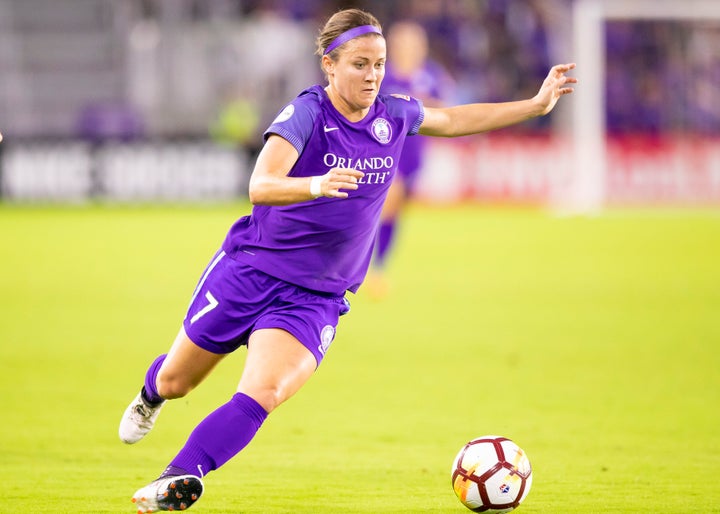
[451,435,532,513]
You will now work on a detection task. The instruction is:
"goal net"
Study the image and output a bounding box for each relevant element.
[565,0,720,213]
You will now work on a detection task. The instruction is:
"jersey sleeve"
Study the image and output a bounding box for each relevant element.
[384,94,425,137]
[263,92,318,155]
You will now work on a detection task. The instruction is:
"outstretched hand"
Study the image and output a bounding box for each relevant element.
[534,63,577,115]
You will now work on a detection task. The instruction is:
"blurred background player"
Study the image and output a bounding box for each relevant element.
[368,20,454,297]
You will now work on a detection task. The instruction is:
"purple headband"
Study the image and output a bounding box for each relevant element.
[323,24,383,55]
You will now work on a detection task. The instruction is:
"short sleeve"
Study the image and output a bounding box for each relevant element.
[383,94,425,137]
[263,94,318,155]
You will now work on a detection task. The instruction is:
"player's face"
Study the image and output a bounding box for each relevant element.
[325,35,386,115]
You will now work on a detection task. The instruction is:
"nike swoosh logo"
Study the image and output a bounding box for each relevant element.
[323,126,339,133]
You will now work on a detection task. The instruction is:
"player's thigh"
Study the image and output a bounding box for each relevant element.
[157,326,227,398]
[237,328,317,412]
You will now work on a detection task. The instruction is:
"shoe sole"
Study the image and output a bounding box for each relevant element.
[132,476,203,512]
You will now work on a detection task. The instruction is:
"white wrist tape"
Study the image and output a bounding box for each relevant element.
[310,175,323,198]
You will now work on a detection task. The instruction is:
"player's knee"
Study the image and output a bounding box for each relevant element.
[245,386,287,413]
[155,374,193,400]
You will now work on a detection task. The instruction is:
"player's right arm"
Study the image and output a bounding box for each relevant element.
[248,135,364,206]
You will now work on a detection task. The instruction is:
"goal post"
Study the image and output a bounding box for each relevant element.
[566,0,720,214]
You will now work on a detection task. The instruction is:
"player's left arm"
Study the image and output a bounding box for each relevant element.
[418,63,577,137]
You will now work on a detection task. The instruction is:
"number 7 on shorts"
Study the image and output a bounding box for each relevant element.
[190,291,218,324]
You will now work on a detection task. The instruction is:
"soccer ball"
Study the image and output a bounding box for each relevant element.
[451,435,532,513]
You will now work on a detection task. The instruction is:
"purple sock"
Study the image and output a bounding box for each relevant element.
[141,354,167,406]
[162,393,268,478]
[374,219,396,268]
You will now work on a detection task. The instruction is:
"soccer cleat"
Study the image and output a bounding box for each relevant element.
[132,475,204,513]
[119,391,164,444]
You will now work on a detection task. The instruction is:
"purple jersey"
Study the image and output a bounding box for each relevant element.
[222,85,424,295]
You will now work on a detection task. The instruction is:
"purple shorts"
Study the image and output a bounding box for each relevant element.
[183,250,350,366]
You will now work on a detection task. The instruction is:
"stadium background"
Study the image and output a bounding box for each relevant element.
[1,1,719,513]
[1,0,718,205]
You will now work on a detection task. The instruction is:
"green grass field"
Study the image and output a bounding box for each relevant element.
[1,202,718,513]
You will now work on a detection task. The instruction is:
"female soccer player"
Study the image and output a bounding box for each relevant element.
[120,8,576,512]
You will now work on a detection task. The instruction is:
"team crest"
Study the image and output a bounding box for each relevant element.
[318,325,336,355]
[371,118,392,144]
[390,93,411,101]
[273,104,295,123]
